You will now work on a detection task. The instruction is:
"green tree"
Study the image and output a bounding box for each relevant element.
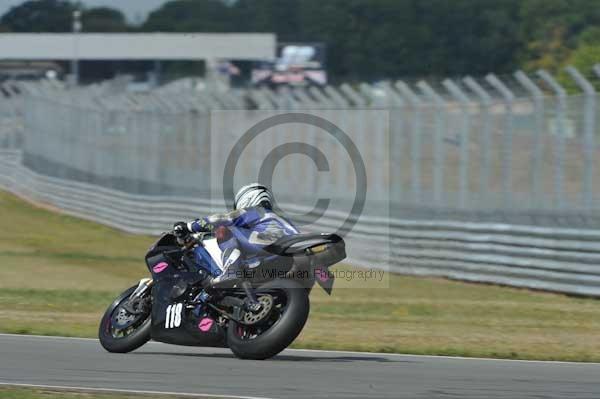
[559,44,600,92]
[297,0,521,79]
[557,27,600,92]
[518,0,600,72]
[82,7,129,32]
[143,0,235,32]
[3,0,599,83]
[0,0,75,32]
[577,26,600,47]
[408,0,521,76]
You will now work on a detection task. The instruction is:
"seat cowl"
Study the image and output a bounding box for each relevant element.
[264,233,343,256]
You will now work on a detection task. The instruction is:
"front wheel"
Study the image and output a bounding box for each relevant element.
[227,279,310,360]
[99,285,151,353]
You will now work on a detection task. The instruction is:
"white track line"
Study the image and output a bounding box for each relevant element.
[1,333,600,365]
[0,382,274,399]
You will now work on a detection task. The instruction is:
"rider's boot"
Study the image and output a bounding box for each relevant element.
[210,248,245,287]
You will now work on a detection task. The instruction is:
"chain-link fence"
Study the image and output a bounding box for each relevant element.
[0,81,24,149]
[3,65,600,227]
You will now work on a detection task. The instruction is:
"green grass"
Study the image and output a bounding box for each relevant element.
[1,190,600,361]
[0,386,220,399]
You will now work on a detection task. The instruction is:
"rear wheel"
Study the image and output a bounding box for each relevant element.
[227,279,309,360]
[99,285,151,353]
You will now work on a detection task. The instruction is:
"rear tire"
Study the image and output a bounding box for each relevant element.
[99,285,151,353]
[227,279,309,360]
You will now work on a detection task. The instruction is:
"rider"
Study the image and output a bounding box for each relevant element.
[173,183,299,285]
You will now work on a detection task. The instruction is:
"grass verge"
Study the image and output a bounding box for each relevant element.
[1,190,600,361]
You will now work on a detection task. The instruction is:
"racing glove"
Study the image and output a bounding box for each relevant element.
[172,221,190,240]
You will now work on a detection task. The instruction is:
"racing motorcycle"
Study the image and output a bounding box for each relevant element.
[98,229,345,360]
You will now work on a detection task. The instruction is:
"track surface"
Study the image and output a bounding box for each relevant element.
[1,334,599,398]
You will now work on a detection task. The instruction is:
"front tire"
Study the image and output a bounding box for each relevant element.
[99,285,151,353]
[227,279,309,360]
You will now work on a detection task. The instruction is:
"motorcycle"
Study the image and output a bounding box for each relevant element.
[98,229,345,360]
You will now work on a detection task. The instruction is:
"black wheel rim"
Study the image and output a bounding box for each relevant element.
[104,294,150,340]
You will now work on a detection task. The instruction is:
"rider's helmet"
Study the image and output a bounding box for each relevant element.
[233,183,273,210]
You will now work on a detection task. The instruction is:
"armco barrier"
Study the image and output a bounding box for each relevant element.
[2,149,600,297]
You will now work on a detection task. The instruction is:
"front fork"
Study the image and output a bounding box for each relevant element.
[132,278,153,297]
[122,278,153,314]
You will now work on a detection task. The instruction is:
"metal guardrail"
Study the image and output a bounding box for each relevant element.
[2,149,600,297]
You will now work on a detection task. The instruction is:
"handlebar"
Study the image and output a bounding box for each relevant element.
[179,231,211,251]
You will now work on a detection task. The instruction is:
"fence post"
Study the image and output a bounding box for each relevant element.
[260,87,283,109]
[251,89,273,109]
[292,87,319,198]
[379,82,403,203]
[463,76,493,204]
[514,70,545,209]
[339,83,368,107]
[293,88,317,108]
[223,90,245,109]
[278,86,303,195]
[248,89,269,109]
[15,89,26,152]
[1,88,12,149]
[324,85,349,107]
[379,81,404,108]
[417,81,446,207]
[279,86,300,110]
[395,81,423,204]
[358,83,376,106]
[486,74,515,207]
[537,69,567,211]
[567,65,596,211]
[308,86,335,108]
[325,85,353,192]
[443,79,472,209]
[339,84,369,201]
[372,82,400,199]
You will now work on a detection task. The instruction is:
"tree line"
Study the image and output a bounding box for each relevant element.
[1,0,599,83]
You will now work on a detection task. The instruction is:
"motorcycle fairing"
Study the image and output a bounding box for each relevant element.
[145,235,226,347]
[150,277,226,347]
[193,244,223,277]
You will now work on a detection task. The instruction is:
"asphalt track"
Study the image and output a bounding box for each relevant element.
[1,334,599,399]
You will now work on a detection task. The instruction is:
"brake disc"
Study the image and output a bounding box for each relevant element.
[113,307,136,328]
[242,295,274,325]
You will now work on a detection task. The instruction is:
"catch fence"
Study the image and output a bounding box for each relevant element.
[2,65,600,295]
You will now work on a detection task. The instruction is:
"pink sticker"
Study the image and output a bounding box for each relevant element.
[198,318,214,332]
[153,262,168,273]
[315,268,329,282]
